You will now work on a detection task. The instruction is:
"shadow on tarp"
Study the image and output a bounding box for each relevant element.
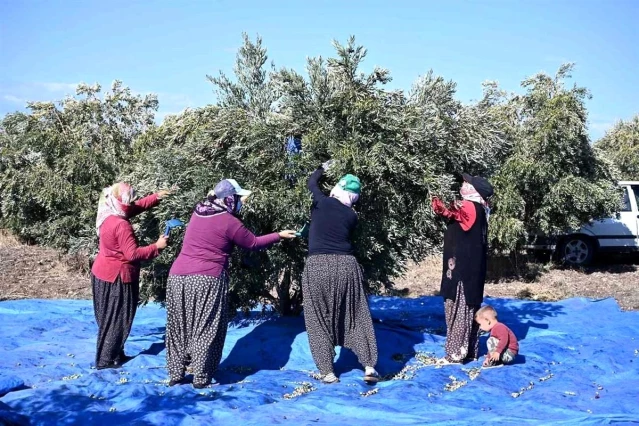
[368,296,564,361]
[332,296,564,376]
[0,401,30,426]
[218,309,428,383]
[486,298,561,341]
[334,322,425,378]
[474,298,561,358]
[217,314,306,384]
[2,384,247,425]
[140,342,165,357]
[2,297,638,425]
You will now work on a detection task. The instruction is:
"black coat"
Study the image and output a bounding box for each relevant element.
[439,202,488,306]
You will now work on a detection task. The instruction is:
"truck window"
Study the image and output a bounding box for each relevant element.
[632,185,639,212]
[621,187,631,212]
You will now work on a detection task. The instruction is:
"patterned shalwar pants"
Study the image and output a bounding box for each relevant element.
[444,282,480,362]
[302,254,378,376]
[165,274,229,386]
[91,274,139,368]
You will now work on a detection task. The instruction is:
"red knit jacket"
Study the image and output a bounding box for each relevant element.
[91,194,160,284]
[432,198,477,231]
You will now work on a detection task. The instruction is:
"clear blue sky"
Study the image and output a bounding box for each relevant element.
[1,0,637,140]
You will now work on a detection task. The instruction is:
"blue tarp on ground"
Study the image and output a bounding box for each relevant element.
[1,296,638,425]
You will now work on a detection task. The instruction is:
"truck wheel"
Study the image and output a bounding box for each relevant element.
[560,236,595,266]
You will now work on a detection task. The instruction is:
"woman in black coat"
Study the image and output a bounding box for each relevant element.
[432,174,494,364]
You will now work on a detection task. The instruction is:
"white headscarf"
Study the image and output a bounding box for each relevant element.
[330,185,359,208]
[95,183,136,235]
[460,182,490,220]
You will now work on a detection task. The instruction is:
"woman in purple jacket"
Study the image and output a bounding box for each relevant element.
[166,179,296,388]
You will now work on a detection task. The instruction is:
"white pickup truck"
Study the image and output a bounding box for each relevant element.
[526,181,639,266]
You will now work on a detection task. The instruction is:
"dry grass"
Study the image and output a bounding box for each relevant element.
[392,253,639,311]
[0,229,20,247]
[0,231,91,301]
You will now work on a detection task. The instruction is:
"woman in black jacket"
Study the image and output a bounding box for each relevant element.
[302,161,379,384]
[432,173,494,364]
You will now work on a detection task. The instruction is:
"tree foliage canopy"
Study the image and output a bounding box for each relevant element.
[0,35,622,314]
[595,114,639,181]
[0,82,157,249]
[488,64,620,246]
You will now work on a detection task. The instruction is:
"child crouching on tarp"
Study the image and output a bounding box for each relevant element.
[475,305,519,367]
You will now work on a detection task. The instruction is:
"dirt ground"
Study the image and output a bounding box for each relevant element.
[0,231,92,301]
[393,253,639,311]
[2,230,638,310]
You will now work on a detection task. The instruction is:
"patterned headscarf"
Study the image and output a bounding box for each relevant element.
[95,182,136,235]
[193,190,239,217]
[460,182,490,219]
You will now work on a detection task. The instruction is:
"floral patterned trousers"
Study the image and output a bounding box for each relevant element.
[444,282,480,362]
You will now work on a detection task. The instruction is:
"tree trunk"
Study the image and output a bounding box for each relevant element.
[276,267,292,316]
[276,267,304,316]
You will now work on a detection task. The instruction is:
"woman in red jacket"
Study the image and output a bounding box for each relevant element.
[91,182,171,370]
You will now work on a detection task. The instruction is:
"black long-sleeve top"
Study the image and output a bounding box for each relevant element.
[307,167,357,256]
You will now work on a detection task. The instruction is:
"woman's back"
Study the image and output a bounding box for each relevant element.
[170,212,280,277]
[170,213,238,277]
[307,167,359,256]
[308,197,357,256]
[92,215,159,283]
